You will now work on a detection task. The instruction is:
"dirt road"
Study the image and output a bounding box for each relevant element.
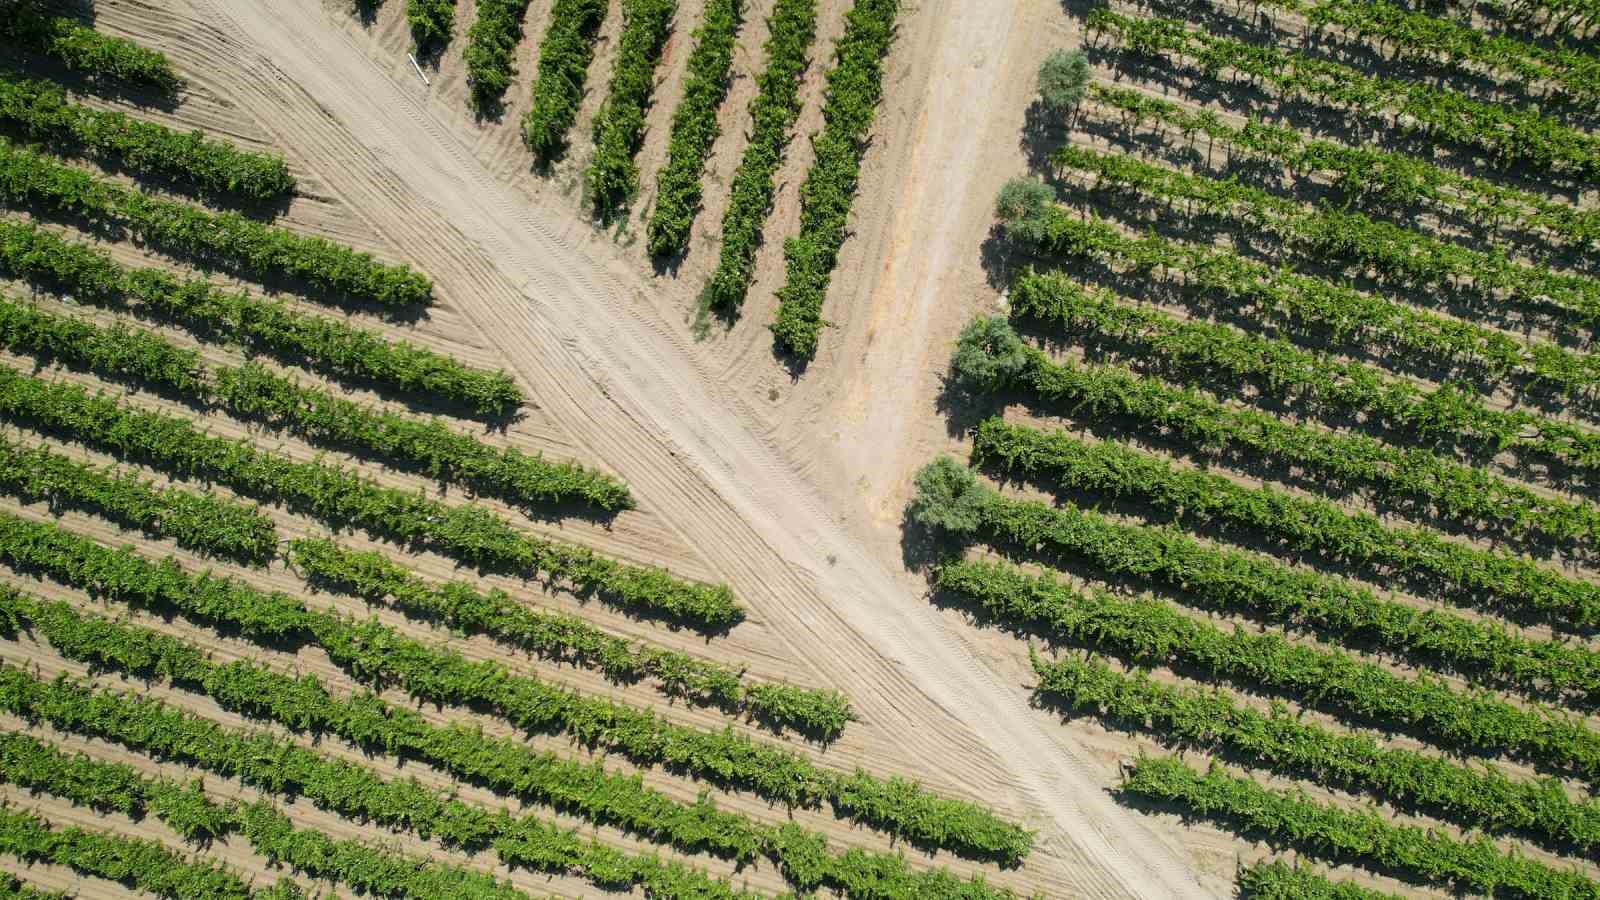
[191,1,1213,895]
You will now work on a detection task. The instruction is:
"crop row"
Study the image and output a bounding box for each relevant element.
[1121,755,1599,898]
[0,731,568,900]
[586,0,677,216]
[0,367,733,628]
[0,73,292,202]
[1013,205,1600,399]
[951,317,1600,545]
[703,0,818,313]
[645,0,743,257]
[0,873,68,900]
[0,803,268,900]
[1032,654,1600,854]
[1089,9,1600,178]
[1007,267,1600,472]
[1479,0,1600,35]
[0,684,758,898]
[214,362,633,511]
[916,457,1600,705]
[1291,0,1600,101]
[288,536,852,735]
[0,8,179,93]
[0,353,786,723]
[0,295,630,513]
[1235,860,1399,900]
[406,0,458,51]
[1051,142,1600,330]
[464,0,533,112]
[972,416,1600,630]
[0,434,275,564]
[932,555,1600,781]
[0,218,519,415]
[522,0,609,163]
[0,139,431,308]
[0,554,1030,875]
[770,0,899,357]
[1086,83,1600,251]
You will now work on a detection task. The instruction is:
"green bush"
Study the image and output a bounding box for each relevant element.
[1035,49,1088,111]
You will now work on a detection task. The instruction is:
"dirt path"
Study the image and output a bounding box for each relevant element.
[185,1,1212,895]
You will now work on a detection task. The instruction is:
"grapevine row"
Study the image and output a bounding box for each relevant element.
[1008,267,1600,472]
[1121,755,1599,898]
[585,0,677,216]
[1013,206,1600,398]
[0,73,292,202]
[0,218,520,416]
[406,0,458,52]
[1089,9,1600,178]
[0,7,180,93]
[0,139,431,309]
[931,556,1600,780]
[0,732,554,900]
[1474,0,1600,35]
[0,560,1030,874]
[464,0,533,113]
[0,368,735,628]
[287,536,852,735]
[1086,83,1600,250]
[0,803,266,900]
[1050,142,1600,330]
[0,587,762,864]
[1236,860,1400,900]
[0,295,630,513]
[0,875,62,900]
[0,434,275,564]
[915,457,1600,705]
[952,318,1600,545]
[972,416,1600,629]
[1032,654,1600,854]
[1295,0,1600,101]
[0,689,757,899]
[0,290,205,393]
[703,0,818,313]
[645,0,743,257]
[770,0,899,357]
[522,0,609,163]
[212,362,633,512]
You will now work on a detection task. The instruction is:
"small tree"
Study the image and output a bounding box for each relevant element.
[950,316,1033,391]
[1037,49,1090,112]
[996,176,1053,226]
[908,457,990,536]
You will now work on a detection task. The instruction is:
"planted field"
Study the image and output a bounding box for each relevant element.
[0,3,1070,898]
[903,0,1600,895]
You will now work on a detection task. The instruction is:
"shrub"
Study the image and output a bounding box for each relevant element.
[1036,49,1089,111]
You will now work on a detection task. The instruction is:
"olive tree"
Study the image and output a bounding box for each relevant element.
[1037,49,1090,112]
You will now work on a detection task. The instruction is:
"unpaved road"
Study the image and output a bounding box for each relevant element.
[192,1,1213,896]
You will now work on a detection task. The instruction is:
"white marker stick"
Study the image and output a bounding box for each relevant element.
[408,53,430,86]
